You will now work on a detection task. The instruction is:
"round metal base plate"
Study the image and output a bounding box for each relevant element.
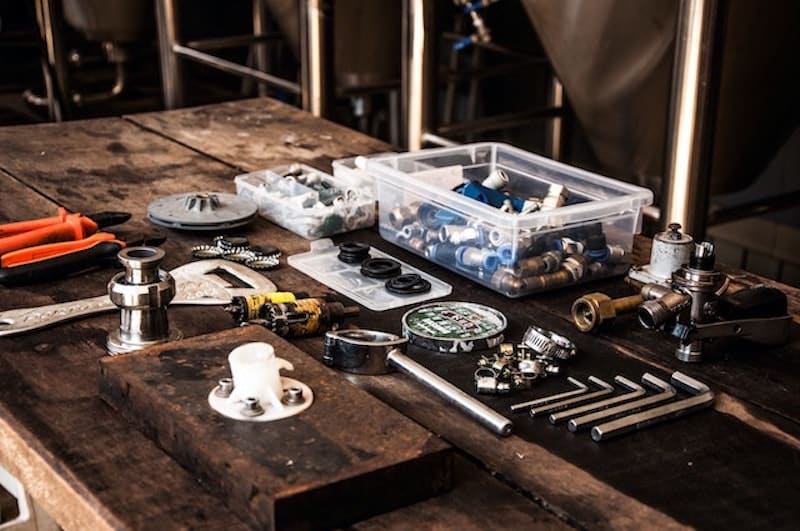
[208,377,313,422]
[148,192,258,231]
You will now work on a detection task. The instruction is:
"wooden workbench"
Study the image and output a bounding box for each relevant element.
[0,98,798,530]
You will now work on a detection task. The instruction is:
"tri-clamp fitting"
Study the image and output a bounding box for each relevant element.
[106,247,181,355]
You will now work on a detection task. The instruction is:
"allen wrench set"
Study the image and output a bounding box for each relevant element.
[510,371,714,442]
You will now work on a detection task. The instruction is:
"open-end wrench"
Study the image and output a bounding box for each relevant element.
[529,376,615,417]
[0,260,277,337]
[591,372,713,442]
[548,376,645,424]
[509,376,588,413]
[567,373,676,432]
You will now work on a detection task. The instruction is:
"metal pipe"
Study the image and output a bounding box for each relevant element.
[661,0,719,236]
[34,0,69,120]
[252,0,270,97]
[546,76,563,160]
[172,45,301,94]
[300,0,326,115]
[155,0,183,109]
[387,350,512,437]
[185,34,280,51]
[421,132,459,147]
[436,106,562,136]
[403,0,433,149]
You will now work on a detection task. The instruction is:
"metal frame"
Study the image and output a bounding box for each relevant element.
[402,0,565,153]
[661,0,720,236]
[155,0,326,115]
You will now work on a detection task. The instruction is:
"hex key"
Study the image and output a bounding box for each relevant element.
[591,372,713,442]
[509,377,587,413]
[548,376,645,424]
[530,376,615,417]
[567,373,676,432]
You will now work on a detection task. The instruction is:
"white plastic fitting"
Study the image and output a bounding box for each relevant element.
[208,342,313,422]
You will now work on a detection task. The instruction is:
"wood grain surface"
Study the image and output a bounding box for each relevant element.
[99,326,453,530]
[0,98,798,530]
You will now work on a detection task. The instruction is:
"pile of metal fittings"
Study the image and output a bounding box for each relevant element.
[475,325,577,395]
[192,235,281,270]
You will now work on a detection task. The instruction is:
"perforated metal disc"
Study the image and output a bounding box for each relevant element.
[401,301,507,353]
[148,192,258,231]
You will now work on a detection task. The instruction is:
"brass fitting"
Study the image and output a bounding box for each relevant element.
[571,292,644,333]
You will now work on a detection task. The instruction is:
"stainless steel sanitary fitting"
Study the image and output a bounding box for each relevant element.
[106,247,182,355]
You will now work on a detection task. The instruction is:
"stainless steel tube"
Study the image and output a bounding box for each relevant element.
[387,350,513,437]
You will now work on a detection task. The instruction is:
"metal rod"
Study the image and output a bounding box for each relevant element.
[172,45,300,94]
[441,32,542,61]
[545,76,564,160]
[510,377,587,413]
[661,0,719,236]
[403,0,432,149]
[421,132,459,147]
[155,0,183,109]
[185,34,280,51]
[252,0,270,97]
[707,190,800,226]
[436,106,562,136]
[300,0,326,115]
[387,350,512,437]
[567,373,676,432]
[34,0,69,120]
[548,377,645,424]
[591,373,713,442]
[529,377,614,417]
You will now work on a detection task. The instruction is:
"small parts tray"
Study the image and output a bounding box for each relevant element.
[235,163,375,240]
[288,239,452,312]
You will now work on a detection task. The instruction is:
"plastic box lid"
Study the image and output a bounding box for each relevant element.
[364,142,653,228]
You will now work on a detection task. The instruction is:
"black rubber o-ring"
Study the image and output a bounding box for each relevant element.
[385,274,432,294]
[360,257,402,279]
[338,241,371,264]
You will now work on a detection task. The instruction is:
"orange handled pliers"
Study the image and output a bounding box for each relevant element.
[0,207,131,256]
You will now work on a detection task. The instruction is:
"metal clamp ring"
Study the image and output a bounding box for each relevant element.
[522,325,577,360]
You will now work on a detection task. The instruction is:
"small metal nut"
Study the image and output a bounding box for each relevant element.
[240,397,265,417]
[571,293,616,333]
[282,386,305,405]
[215,377,234,398]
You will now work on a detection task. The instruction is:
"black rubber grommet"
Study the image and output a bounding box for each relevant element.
[338,241,371,264]
[385,273,432,294]
[360,257,402,279]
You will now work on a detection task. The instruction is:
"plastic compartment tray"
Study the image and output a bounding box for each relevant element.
[235,163,375,239]
[288,239,452,312]
[364,142,653,297]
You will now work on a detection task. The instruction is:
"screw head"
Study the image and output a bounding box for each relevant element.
[215,377,234,398]
[283,386,305,405]
[241,397,264,417]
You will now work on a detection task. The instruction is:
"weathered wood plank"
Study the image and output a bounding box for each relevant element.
[351,454,571,531]
[125,98,390,174]
[99,326,453,530]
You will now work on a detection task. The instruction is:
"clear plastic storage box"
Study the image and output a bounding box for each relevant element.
[364,142,653,297]
[235,163,375,239]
